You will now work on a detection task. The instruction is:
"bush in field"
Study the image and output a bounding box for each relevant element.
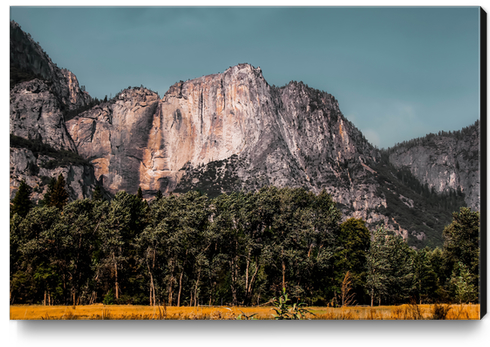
[272,288,313,320]
[103,289,115,305]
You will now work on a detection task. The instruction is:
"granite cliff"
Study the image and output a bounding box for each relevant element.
[385,122,480,211]
[10,21,98,201]
[66,64,387,226]
[10,21,91,111]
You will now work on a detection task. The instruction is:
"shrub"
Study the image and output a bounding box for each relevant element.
[103,289,115,305]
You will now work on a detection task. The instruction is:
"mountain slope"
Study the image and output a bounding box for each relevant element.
[385,121,480,211]
[10,21,99,202]
[67,64,387,225]
[10,21,91,111]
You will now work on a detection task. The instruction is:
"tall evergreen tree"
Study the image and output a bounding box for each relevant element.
[366,226,391,306]
[335,218,370,303]
[155,190,163,201]
[92,185,103,201]
[443,207,480,290]
[384,234,414,304]
[50,174,69,210]
[412,247,439,304]
[11,180,32,218]
[450,261,478,304]
[39,177,56,207]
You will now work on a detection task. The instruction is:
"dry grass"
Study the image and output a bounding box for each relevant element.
[10,303,480,320]
[310,304,480,320]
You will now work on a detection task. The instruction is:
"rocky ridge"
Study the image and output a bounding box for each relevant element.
[67,87,160,194]
[10,21,98,201]
[10,79,77,152]
[10,21,91,111]
[386,122,480,211]
[66,64,396,234]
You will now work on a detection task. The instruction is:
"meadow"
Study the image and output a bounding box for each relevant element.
[10,304,480,320]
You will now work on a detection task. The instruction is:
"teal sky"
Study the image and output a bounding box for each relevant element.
[10,6,480,149]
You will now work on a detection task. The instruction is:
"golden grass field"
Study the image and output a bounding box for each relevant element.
[10,303,480,320]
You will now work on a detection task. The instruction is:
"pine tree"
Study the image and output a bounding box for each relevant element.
[450,261,478,304]
[443,207,480,298]
[11,180,32,218]
[335,218,370,303]
[384,233,414,304]
[155,190,163,201]
[137,187,143,200]
[92,185,103,201]
[366,226,391,306]
[413,247,439,304]
[39,177,56,207]
[50,174,69,210]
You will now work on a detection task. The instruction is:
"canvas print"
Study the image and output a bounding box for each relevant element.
[9,6,484,320]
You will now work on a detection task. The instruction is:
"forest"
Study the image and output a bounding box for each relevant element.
[10,175,480,308]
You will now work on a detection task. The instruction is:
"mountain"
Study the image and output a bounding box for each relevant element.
[10,22,479,248]
[10,21,100,202]
[384,122,480,212]
[10,21,92,112]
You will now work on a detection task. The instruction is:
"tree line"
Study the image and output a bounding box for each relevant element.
[10,177,480,307]
[383,119,479,154]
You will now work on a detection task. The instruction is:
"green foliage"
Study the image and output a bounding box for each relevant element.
[10,65,46,88]
[373,154,466,249]
[63,97,104,122]
[272,288,313,320]
[384,120,479,154]
[443,207,480,279]
[155,190,163,201]
[384,233,414,304]
[103,289,115,305]
[11,180,33,218]
[92,185,103,201]
[9,186,480,306]
[38,177,56,207]
[50,174,69,210]
[412,247,440,304]
[450,262,478,304]
[366,226,392,306]
[366,226,414,305]
[335,218,370,303]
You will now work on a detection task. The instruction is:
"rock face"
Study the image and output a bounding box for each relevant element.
[10,21,97,202]
[387,122,480,211]
[10,79,77,152]
[162,65,384,220]
[64,63,480,247]
[10,146,98,203]
[10,21,91,111]
[67,87,160,195]
[67,64,387,227]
